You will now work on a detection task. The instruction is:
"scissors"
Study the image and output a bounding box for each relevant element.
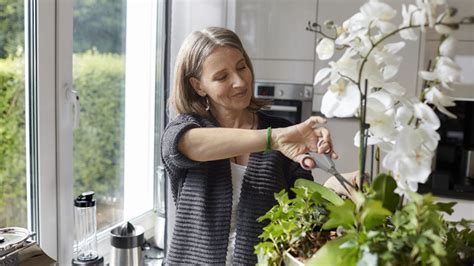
[300,141,356,194]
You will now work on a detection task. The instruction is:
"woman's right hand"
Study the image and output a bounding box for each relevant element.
[272,116,338,166]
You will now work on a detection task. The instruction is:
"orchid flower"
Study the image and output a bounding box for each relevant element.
[383,126,437,191]
[424,86,457,118]
[360,0,397,33]
[311,0,468,194]
[439,35,456,58]
[419,56,461,89]
[400,4,422,40]
[316,38,335,60]
[321,80,360,118]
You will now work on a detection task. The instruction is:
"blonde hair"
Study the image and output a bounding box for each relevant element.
[169,27,268,118]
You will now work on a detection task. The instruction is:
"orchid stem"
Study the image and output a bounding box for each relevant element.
[359,79,369,189]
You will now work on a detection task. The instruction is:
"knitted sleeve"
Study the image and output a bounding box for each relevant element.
[161,114,203,201]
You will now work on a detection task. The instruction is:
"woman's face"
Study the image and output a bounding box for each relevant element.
[190,46,253,114]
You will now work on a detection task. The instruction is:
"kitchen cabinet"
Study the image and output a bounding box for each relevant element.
[228,0,318,84]
[169,0,227,76]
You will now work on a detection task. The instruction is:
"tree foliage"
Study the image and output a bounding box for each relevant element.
[73,51,125,199]
[0,0,24,58]
[73,0,125,54]
[0,57,26,227]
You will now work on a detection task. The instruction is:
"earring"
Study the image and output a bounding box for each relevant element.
[205,97,210,111]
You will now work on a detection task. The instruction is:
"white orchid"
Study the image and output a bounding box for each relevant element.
[419,56,461,89]
[415,0,447,28]
[314,50,360,86]
[413,102,440,130]
[372,41,405,80]
[400,4,422,40]
[439,35,456,57]
[424,86,457,118]
[321,81,360,118]
[435,8,456,34]
[360,0,397,33]
[382,127,436,191]
[316,38,335,60]
[312,0,467,194]
[365,91,396,139]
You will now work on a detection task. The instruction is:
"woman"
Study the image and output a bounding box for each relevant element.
[162,27,339,265]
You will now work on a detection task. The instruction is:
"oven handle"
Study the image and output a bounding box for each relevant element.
[268,105,298,112]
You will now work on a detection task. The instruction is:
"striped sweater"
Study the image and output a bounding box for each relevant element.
[161,112,313,265]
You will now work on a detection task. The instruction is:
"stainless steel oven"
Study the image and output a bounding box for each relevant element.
[254,81,313,124]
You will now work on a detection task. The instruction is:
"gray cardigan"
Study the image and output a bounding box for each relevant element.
[161,112,312,265]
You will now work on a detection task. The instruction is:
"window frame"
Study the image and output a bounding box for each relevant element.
[33,0,167,263]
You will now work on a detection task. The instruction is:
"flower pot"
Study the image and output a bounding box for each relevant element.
[283,251,304,266]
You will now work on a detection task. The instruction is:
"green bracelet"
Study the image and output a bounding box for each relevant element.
[264,127,272,153]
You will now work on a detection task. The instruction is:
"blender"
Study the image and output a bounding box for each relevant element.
[72,191,104,266]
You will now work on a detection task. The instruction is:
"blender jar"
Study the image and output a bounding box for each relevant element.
[73,191,104,265]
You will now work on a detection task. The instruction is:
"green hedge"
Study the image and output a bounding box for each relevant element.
[0,52,125,227]
[0,57,26,227]
[73,52,125,200]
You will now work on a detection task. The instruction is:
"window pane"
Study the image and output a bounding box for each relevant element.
[73,0,156,231]
[0,0,27,228]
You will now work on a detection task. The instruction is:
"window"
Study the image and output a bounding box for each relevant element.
[0,0,167,264]
[0,0,27,229]
[72,0,129,231]
[71,0,159,231]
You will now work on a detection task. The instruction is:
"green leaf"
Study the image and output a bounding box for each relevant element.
[360,200,392,230]
[295,178,344,206]
[306,235,358,266]
[322,200,356,230]
[371,173,400,213]
[435,202,456,215]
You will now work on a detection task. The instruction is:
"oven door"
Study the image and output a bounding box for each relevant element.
[261,99,302,124]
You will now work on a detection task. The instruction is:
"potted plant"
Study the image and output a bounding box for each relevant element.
[255,1,474,265]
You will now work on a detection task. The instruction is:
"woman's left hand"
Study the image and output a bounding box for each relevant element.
[324,170,360,200]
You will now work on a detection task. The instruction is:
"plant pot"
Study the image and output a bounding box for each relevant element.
[283,251,304,266]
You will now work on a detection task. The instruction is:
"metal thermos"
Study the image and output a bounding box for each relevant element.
[110,222,144,266]
[72,191,104,266]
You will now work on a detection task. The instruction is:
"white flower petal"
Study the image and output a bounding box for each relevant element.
[413,102,440,130]
[321,83,360,118]
[362,58,384,88]
[314,67,331,85]
[439,36,456,57]
[376,20,397,33]
[424,86,456,108]
[360,1,397,21]
[320,91,339,118]
[384,42,406,54]
[316,38,335,60]
[383,82,406,96]
[418,124,440,151]
[383,63,400,80]
[353,131,383,147]
[400,28,418,40]
[395,106,413,127]
[369,90,394,109]
[437,105,457,119]
[419,70,437,81]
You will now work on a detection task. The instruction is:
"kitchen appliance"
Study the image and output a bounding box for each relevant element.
[110,222,144,266]
[72,191,103,266]
[254,80,313,124]
[420,100,474,199]
[0,227,34,265]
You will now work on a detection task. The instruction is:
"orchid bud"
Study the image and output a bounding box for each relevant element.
[324,20,335,29]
